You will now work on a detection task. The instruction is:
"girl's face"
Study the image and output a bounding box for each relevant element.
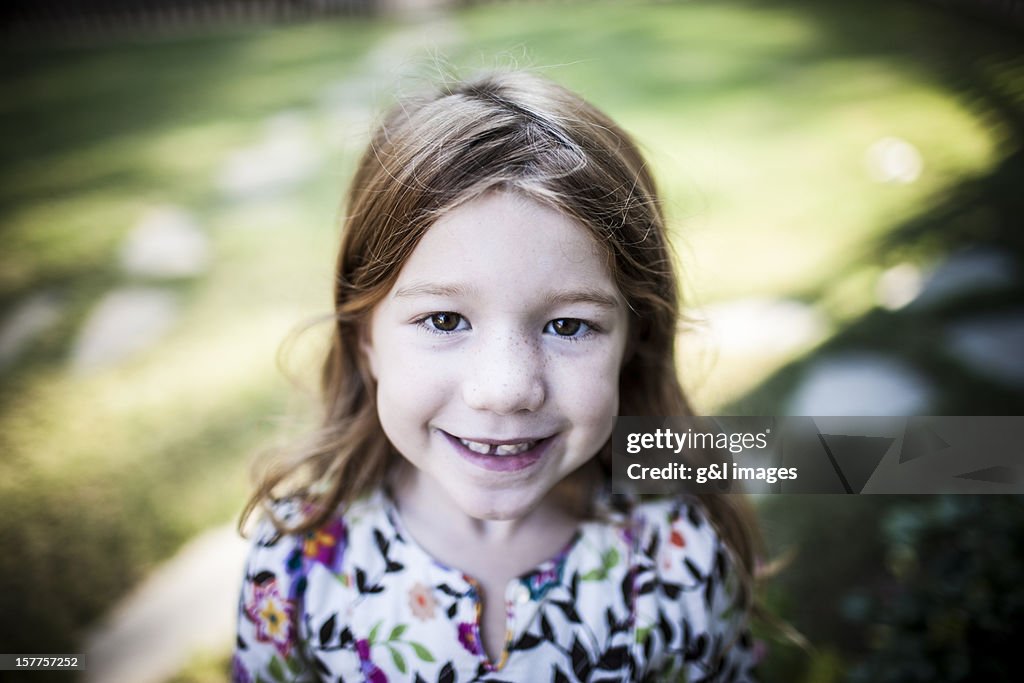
[364,191,630,521]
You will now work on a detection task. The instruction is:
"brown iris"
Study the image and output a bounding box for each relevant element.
[550,318,582,336]
[430,312,462,332]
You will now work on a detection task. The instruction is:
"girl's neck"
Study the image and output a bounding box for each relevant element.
[387,466,581,572]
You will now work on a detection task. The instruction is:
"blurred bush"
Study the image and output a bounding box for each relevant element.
[848,495,1023,682]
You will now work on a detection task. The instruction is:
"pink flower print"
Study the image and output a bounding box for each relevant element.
[457,622,484,657]
[355,639,388,683]
[408,582,437,621]
[659,547,675,574]
[302,517,347,572]
[244,578,293,658]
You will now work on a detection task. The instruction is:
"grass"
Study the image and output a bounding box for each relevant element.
[0,0,1019,678]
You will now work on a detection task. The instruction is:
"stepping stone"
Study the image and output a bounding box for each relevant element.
[70,287,179,372]
[120,206,209,278]
[945,312,1024,389]
[217,112,321,199]
[0,292,63,369]
[875,262,924,311]
[911,247,1017,311]
[83,524,249,683]
[786,353,934,416]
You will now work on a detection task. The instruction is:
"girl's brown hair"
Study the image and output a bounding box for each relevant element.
[242,70,759,596]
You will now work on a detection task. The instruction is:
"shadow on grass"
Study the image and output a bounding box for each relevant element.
[0,19,383,178]
[724,2,1024,680]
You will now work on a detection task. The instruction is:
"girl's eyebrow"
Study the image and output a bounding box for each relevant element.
[394,282,620,309]
[393,282,477,299]
[544,288,621,309]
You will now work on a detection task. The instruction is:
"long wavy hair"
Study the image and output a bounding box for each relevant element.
[242,70,759,599]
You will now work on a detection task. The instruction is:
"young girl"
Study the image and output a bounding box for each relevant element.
[234,71,760,683]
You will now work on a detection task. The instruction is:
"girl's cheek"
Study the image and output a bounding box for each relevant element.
[554,351,622,412]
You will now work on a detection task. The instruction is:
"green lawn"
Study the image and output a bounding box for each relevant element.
[1,0,1020,679]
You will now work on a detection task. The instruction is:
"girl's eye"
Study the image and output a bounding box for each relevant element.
[546,318,589,338]
[427,312,464,333]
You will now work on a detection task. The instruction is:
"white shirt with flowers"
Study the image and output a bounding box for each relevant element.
[233,490,758,683]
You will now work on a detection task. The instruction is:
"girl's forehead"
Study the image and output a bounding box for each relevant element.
[394,191,622,303]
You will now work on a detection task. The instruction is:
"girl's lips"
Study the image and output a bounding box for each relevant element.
[440,430,555,472]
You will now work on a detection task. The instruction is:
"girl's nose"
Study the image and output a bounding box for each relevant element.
[462,334,545,415]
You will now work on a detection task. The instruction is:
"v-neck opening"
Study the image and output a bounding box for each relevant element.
[377,488,585,671]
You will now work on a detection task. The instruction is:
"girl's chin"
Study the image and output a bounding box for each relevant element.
[450,489,545,522]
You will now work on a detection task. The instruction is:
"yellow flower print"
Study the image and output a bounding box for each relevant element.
[304,529,336,559]
[259,598,288,639]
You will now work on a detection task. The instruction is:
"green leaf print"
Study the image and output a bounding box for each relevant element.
[409,640,436,662]
[388,624,408,641]
[368,620,382,643]
[635,626,651,644]
[285,655,304,674]
[267,655,285,682]
[577,549,619,582]
[388,645,408,673]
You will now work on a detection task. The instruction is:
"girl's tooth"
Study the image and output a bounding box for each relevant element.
[462,439,491,455]
[494,441,535,456]
[460,438,538,456]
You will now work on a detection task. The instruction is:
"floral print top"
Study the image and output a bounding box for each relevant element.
[234,490,758,683]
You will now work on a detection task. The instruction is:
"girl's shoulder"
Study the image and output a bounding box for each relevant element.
[627,495,722,560]
[235,492,390,677]
[625,495,739,597]
[239,491,391,598]
[596,495,722,564]
[242,489,387,570]
[589,494,749,626]
[623,496,757,679]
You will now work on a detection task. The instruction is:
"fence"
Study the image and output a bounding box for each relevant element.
[2,1,1020,45]
[1,0,378,40]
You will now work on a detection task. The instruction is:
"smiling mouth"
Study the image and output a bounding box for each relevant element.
[442,431,553,472]
[457,438,539,456]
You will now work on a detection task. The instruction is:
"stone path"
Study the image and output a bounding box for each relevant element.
[119,206,209,279]
[783,246,1022,416]
[786,352,935,416]
[83,524,249,683]
[217,112,323,199]
[945,312,1024,389]
[70,287,181,373]
[911,247,1017,311]
[0,292,63,369]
